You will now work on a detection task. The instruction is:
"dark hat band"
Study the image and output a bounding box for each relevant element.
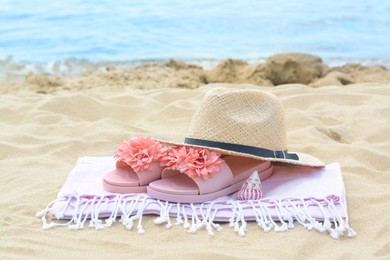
[184,137,299,160]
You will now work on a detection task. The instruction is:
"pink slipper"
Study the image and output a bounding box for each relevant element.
[102,161,164,193]
[102,135,168,194]
[147,156,273,203]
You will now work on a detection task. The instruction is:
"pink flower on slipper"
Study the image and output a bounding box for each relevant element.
[114,135,168,173]
[160,146,189,170]
[161,146,223,180]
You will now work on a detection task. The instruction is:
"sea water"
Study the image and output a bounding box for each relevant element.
[1,0,389,73]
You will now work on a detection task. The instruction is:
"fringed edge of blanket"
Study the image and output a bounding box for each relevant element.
[36,194,356,239]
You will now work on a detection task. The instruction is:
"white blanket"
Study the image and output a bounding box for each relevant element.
[37,157,356,239]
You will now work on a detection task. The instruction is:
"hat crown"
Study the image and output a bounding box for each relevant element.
[187,88,287,151]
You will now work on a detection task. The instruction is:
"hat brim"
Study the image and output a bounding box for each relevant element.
[156,139,325,167]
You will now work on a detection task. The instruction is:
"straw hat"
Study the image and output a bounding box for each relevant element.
[159,87,324,167]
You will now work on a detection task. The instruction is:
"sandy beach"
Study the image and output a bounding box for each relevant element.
[1,53,390,259]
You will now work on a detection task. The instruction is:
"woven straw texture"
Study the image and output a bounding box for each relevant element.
[187,88,287,151]
[159,87,324,167]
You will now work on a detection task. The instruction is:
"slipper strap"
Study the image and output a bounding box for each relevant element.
[116,160,162,186]
[187,162,234,195]
[136,162,163,186]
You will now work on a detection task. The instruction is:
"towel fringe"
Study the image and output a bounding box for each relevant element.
[37,194,356,239]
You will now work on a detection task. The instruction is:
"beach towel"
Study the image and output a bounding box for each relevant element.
[37,156,356,239]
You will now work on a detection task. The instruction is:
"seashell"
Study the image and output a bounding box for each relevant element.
[236,171,263,200]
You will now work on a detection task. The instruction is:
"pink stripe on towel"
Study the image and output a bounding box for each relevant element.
[36,157,355,239]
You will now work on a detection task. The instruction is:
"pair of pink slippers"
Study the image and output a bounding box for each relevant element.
[102,136,274,203]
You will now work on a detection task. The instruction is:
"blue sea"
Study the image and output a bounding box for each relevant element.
[1,0,390,74]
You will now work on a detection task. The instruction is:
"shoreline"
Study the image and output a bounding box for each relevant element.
[1,53,390,94]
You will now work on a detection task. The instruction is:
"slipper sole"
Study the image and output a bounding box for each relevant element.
[147,179,244,203]
[102,179,147,194]
[147,165,274,203]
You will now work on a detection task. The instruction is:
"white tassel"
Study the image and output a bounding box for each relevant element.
[188,207,197,234]
[260,222,270,232]
[336,223,346,236]
[272,200,289,232]
[209,207,222,232]
[238,210,247,236]
[323,219,332,230]
[69,196,94,230]
[260,218,271,232]
[36,197,69,230]
[313,221,326,233]
[68,224,81,230]
[250,201,266,231]
[305,221,314,231]
[104,218,114,227]
[228,200,238,228]
[274,222,288,232]
[36,210,46,218]
[330,229,341,240]
[195,217,203,230]
[104,195,122,227]
[137,218,145,234]
[255,201,270,232]
[282,211,295,229]
[338,197,357,238]
[164,204,173,229]
[271,199,289,232]
[137,226,145,234]
[238,226,246,237]
[38,194,356,239]
[134,198,149,234]
[154,201,168,224]
[287,219,295,229]
[188,226,197,234]
[51,196,73,220]
[164,203,173,228]
[68,197,85,230]
[42,222,57,230]
[153,216,168,224]
[137,213,145,234]
[345,224,357,237]
[309,199,331,233]
[89,196,107,230]
[188,224,197,234]
[206,223,214,236]
[183,219,190,229]
[259,202,281,232]
[175,216,183,225]
[324,199,343,239]
[175,203,184,225]
[182,205,190,229]
[299,199,318,231]
[230,202,247,237]
[154,201,173,229]
[231,202,241,233]
[328,198,349,239]
[233,221,240,232]
[119,198,138,226]
[125,216,136,230]
[211,222,222,232]
[196,203,212,230]
[78,211,90,229]
[238,218,247,237]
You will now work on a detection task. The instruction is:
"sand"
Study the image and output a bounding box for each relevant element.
[1,53,390,259]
